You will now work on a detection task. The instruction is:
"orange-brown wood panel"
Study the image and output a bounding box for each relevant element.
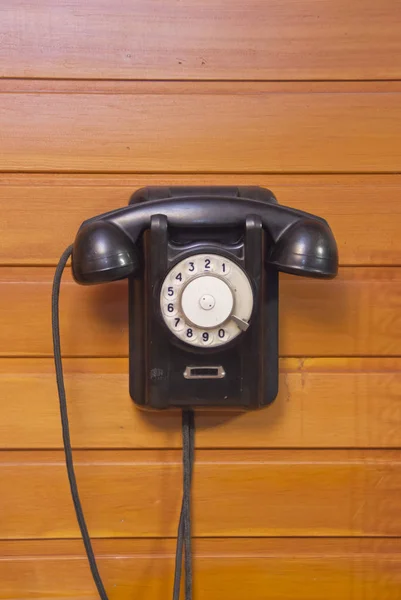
[1,538,400,600]
[1,0,400,81]
[1,174,401,266]
[0,267,400,357]
[1,83,401,172]
[1,0,400,594]
[0,358,400,449]
[1,449,400,539]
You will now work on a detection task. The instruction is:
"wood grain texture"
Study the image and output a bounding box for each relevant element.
[0,267,399,357]
[1,449,400,539]
[1,84,401,172]
[1,1,399,595]
[1,358,401,449]
[2,174,401,266]
[1,0,401,81]
[1,538,401,600]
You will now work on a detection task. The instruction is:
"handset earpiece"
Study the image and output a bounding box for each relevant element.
[268,218,338,278]
[72,220,140,284]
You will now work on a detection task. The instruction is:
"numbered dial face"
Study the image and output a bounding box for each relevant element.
[160,254,253,348]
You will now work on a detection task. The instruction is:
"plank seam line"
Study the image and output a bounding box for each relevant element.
[2,77,401,83]
[1,447,401,452]
[0,355,394,359]
[0,171,400,176]
[2,535,401,542]
[2,535,400,541]
[1,354,400,359]
[0,172,401,178]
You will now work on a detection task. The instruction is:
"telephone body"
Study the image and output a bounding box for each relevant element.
[72,186,338,409]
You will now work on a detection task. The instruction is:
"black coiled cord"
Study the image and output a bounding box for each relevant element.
[52,245,194,599]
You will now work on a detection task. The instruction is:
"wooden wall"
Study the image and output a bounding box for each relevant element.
[1,1,401,598]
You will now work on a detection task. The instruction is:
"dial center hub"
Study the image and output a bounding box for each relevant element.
[181,275,233,328]
[199,294,215,310]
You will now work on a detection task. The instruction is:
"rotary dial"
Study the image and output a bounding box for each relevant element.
[160,254,253,348]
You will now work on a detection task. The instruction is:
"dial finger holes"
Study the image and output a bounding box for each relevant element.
[160,253,253,348]
[162,301,177,316]
[172,316,185,331]
[163,285,176,300]
[186,260,197,275]
[172,270,184,285]
[185,327,197,341]
[202,256,214,272]
[201,331,213,345]
[219,260,230,275]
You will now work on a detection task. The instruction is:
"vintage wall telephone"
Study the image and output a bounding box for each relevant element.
[52,186,338,599]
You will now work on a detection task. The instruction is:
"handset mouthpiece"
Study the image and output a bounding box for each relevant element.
[72,221,139,284]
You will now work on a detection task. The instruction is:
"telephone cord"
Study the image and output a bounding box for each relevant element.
[52,245,194,600]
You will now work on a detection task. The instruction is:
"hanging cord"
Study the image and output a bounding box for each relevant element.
[52,245,194,599]
[173,410,195,600]
[183,409,194,600]
[52,245,109,600]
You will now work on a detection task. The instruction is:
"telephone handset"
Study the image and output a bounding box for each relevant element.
[72,186,338,408]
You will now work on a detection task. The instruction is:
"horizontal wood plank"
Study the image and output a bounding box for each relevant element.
[1,449,400,539]
[2,174,401,266]
[1,358,401,449]
[1,0,401,81]
[1,538,400,600]
[5,80,401,93]
[1,84,401,172]
[0,267,399,357]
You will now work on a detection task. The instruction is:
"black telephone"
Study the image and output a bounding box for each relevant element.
[71,186,338,409]
[52,185,338,600]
